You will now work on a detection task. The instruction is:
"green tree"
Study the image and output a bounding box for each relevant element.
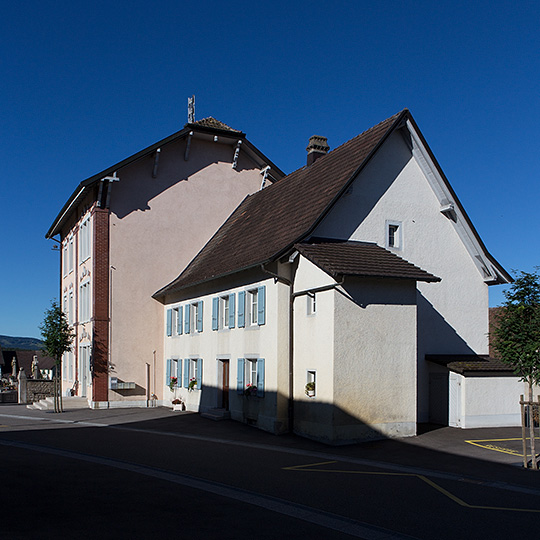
[492,270,540,468]
[39,300,75,413]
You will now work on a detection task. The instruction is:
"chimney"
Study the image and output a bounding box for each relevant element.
[306,135,329,166]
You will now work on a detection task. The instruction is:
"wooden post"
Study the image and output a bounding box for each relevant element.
[528,384,537,470]
[520,394,528,468]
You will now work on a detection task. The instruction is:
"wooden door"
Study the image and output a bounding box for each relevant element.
[221,360,229,410]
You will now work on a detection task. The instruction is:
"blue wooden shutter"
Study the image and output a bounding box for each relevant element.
[166,309,172,336]
[177,308,183,335]
[257,286,266,325]
[237,358,245,394]
[229,293,235,329]
[257,358,265,397]
[197,301,203,332]
[196,358,202,388]
[238,291,245,328]
[176,359,182,386]
[166,358,172,385]
[212,297,219,331]
[184,305,190,334]
[183,359,190,387]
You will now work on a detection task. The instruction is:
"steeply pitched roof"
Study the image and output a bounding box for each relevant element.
[155,110,407,297]
[295,241,440,282]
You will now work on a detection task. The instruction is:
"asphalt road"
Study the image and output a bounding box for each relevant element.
[1,405,539,539]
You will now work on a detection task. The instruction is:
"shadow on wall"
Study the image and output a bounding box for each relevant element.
[168,383,405,446]
[111,138,256,220]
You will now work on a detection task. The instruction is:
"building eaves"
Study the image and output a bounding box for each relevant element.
[295,241,440,283]
[426,354,514,375]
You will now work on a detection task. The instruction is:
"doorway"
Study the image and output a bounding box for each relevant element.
[219,359,230,410]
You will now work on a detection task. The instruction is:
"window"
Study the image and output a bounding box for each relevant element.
[238,286,265,328]
[306,370,316,398]
[68,236,74,273]
[236,358,265,397]
[166,358,182,388]
[80,281,91,323]
[68,351,73,381]
[68,291,73,325]
[307,292,316,315]
[183,301,203,334]
[63,242,68,277]
[79,216,91,262]
[212,294,236,330]
[182,358,202,390]
[174,307,182,335]
[386,220,402,250]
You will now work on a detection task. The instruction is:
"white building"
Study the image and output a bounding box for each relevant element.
[155,109,521,444]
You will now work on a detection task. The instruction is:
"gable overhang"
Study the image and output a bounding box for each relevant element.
[404,116,511,285]
[46,124,284,239]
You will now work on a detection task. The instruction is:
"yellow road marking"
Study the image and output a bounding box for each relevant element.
[465,438,532,457]
[284,461,540,513]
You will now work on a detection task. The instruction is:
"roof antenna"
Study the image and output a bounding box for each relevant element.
[188,95,195,123]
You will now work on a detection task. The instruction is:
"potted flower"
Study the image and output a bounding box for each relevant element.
[305,381,315,397]
[244,383,258,397]
[169,376,177,392]
[188,377,197,391]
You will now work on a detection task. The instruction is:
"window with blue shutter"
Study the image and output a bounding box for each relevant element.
[256,358,265,397]
[183,359,189,387]
[176,307,183,335]
[238,291,245,328]
[184,304,190,334]
[197,301,203,332]
[237,358,245,394]
[229,293,235,329]
[196,358,202,388]
[257,286,266,325]
[176,359,182,386]
[166,358,172,385]
[212,297,219,331]
[166,309,172,336]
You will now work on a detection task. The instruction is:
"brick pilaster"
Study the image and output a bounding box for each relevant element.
[92,208,110,402]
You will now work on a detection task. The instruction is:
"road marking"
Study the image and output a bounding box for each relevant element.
[285,461,540,514]
[1,412,539,498]
[465,438,531,457]
[0,439,417,540]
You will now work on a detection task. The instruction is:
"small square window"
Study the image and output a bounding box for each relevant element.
[386,221,402,250]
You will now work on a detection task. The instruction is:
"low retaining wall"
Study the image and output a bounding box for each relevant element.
[23,380,55,403]
[0,391,17,403]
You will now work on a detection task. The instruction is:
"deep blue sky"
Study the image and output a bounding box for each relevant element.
[1,1,538,338]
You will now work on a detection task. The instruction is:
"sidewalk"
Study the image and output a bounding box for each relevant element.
[1,403,538,494]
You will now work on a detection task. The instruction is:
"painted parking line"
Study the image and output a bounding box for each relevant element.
[284,461,540,514]
[465,438,531,457]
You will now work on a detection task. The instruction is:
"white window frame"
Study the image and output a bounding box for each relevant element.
[68,235,74,273]
[79,215,91,263]
[386,220,402,250]
[220,295,230,329]
[248,289,258,326]
[191,302,200,333]
[306,370,316,398]
[80,280,91,323]
[62,241,68,277]
[245,358,257,386]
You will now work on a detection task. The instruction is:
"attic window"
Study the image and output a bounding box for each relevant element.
[386,221,402,250]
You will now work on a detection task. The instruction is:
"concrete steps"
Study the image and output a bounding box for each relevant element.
[201,408,231,421]
[27,396,89,411]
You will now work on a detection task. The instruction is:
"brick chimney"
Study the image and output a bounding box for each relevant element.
[306,135,329,166]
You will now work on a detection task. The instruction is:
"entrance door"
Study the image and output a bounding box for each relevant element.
[221,360,229,410]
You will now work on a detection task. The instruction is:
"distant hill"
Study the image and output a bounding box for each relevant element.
[0,335,44,351]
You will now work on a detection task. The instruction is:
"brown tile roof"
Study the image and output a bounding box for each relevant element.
[295,241,440,282]
[155,110,410,297]
[426,354,514,374]
[191,117,242,132]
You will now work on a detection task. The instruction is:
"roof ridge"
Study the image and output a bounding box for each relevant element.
[190,116,242,132]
